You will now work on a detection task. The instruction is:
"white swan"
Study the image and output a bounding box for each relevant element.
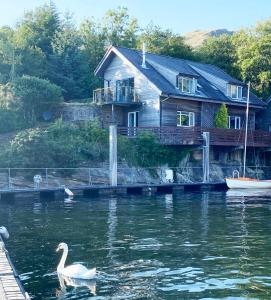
[0,226,9,240]
[56,242,96,279]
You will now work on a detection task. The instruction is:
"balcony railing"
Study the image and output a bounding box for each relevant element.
[93,87,140,105]
[118,126,271,147]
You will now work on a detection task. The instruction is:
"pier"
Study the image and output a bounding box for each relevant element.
[0,236,28,299]
[0,182,227,201]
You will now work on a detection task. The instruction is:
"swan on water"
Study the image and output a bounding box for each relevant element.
[56,242,96,279]
[57,273,96,296]
[0,226,9,239]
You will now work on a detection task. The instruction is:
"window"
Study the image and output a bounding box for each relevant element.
[228,116,241,129]
[116,78,134,102]
[177,111,195,127]
[177,76,196,94]
[227,84,243,99]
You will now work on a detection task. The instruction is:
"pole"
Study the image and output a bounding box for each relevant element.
[109,124,117,186]
[202,132,210,183]
[243,82,250,178]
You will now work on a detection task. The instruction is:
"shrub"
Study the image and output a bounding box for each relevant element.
[214,103,228,128]
[13,75,63,122]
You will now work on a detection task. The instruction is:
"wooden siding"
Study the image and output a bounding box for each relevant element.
[161,98,201,127]
[103,55,160,127]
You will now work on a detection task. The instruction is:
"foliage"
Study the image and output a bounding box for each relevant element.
[12,75,63,122]
[196,34,240,79]
[0,109,28,133]
[0,120,109,168]
[119,131,188,167]
[214,103,228,128]
[138,24,194,59]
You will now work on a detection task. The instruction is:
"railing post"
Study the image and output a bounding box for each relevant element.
[202,132,210,183]
[88,168,92,186]
[8,168,11,189]
[109,124,118,186]
[45,168,48,187]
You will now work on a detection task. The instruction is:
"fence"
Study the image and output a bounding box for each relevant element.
[0,165,271,191]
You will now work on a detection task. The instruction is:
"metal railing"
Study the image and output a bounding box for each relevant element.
[93,87,140,105]
[0,165,271,191]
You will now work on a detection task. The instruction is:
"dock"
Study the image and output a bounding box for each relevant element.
[0,182,227,201]
[0,237,28,300]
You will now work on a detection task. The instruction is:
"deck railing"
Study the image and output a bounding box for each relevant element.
[93,87,140,105]
[118,126,271,147]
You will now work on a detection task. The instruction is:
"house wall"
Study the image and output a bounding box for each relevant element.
[161,98,201,127]
[161,99,256,129]
[103,55,160,126]
[257,103,271,131]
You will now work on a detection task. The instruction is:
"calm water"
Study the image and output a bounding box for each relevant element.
[1,190,271,299]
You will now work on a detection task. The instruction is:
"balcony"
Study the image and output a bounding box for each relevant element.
[118,126,271,147]
[93,87,140,105]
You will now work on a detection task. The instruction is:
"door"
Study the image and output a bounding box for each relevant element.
[128,111,139,136]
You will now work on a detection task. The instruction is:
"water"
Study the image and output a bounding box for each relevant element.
[1,191,271,299]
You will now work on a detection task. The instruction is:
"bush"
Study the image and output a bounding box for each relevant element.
[0,109,28,133]
[214,103,228,128]
[13,75,63,122]
[0,119,109,168]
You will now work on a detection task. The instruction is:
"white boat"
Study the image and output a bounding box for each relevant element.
[226,82,271,189]
[226,178,271,189]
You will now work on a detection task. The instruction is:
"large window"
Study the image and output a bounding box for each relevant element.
[177,76,196,94]
[227,84,243,100]
[228,116,241,129]
[116,77,134,102]
[177,111,195,127]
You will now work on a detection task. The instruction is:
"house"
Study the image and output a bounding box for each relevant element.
[94,45,271,163]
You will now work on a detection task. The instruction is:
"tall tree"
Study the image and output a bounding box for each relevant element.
[138,24,194,59]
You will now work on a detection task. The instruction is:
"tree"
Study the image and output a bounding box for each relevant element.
[13,75,63,122]
[102,7,139,48]
[196,34,240,79]
[214,103,228,128]
[138,24,194,59]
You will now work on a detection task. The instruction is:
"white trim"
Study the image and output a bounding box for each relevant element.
[227,84,243,100]
[177,76,196,94]
[128,111,139,127]
[177,111,195,127]
[228,115,241,129]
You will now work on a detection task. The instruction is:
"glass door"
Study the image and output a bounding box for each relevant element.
[128,111,139,136]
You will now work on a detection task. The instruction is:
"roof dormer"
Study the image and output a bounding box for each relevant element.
[176,74,197,94]
[227,83,244,100]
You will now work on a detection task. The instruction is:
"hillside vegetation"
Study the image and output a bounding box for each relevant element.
[0,3,271,167]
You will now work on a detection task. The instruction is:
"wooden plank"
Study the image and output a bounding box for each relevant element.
[0,237,28,300]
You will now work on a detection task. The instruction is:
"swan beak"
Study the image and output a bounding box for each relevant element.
[56,246,60,252]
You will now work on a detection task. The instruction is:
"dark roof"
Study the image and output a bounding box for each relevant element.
[96,46,265,108]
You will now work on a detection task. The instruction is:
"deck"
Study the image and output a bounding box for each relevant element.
[118,126,271,147]
[0,237,28,300]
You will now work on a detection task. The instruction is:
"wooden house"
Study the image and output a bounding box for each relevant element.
[94,45,271,162]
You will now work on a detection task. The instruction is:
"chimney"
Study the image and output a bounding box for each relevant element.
[141,42,147,69]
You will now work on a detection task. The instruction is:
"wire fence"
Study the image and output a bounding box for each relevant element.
[0,165,271,191]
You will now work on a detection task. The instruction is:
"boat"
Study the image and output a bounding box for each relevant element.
[225,82,271,189]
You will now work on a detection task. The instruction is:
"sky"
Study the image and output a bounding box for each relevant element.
[0,0,270,34]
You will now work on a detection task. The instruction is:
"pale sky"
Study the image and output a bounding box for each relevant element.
[0,0,270,34]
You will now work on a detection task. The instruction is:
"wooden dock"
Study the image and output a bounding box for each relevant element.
[0,237,28,300]
[0,182,227,201]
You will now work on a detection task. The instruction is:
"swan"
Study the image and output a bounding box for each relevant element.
[56,242,96,279]
[57,273,96,296]
[0,226,9,240]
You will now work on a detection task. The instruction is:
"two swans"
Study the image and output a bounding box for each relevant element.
[56,242,96,279]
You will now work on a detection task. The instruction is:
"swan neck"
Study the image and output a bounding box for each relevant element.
[57,248,68,271]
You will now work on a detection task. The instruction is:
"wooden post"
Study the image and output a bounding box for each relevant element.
[109,124,117,186]
[202,132,210,183]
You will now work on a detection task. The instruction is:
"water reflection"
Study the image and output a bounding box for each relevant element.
[56,273,96,297]
[2,191,271,299]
